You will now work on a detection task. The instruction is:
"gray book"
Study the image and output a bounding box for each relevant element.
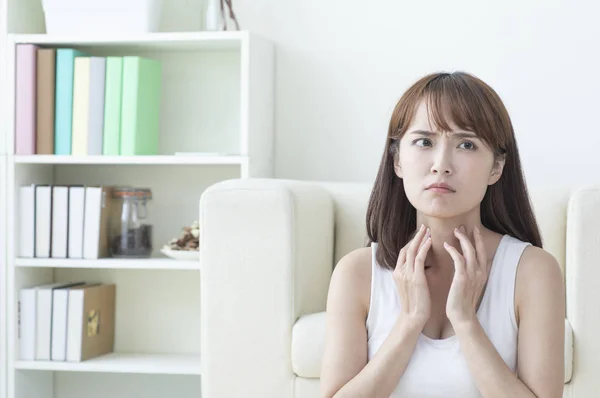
[88,57,106,155]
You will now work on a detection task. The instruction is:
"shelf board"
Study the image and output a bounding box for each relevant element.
[8,31,249,51]
[15,257,201,270]
[14,353,201,375]
[13,155,245,166]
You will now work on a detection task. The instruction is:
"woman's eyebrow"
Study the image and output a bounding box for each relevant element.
[408,130,479,139]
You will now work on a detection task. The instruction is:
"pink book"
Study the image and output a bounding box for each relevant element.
[15,44,38,155]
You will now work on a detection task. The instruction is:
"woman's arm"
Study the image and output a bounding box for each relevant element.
[451,245,565,398]
[513,246,565,397]
[319,248,425,398]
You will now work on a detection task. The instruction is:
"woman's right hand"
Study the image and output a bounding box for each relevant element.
[393,224,433,327]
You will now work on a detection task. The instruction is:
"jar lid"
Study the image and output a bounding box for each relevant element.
[113,187,152,199]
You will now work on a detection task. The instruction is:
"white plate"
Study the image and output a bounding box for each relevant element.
[161,248,199,261]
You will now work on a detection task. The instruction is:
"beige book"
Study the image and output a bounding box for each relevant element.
[66,283,116,362]
[36,48,56,154]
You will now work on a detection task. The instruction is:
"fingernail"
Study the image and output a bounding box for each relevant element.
[426,227,430,237]
[460,225,466,233]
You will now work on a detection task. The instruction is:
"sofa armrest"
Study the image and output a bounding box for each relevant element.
[564,188,600,396]
[199,178,335,398]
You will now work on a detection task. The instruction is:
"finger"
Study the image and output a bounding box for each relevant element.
[454,226,477,270]
[443,241,465,274]
[417,228,431,251]
[474,226,488,271]
[396,236,414,276]
[414,235,432,275]
[407,224,427,269]
[395,246,408,272]
[401,236,413,253]
[395,233,415,273]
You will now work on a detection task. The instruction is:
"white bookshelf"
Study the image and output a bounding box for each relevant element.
[15,353,201,375]
[0,156,7,398]
[14,154,248,165]
[0,0,9,395]
[0,1,275,398]
[9,31,246,50]
[14,258,201,270]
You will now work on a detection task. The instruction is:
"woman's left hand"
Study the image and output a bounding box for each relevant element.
[443,225,490,327]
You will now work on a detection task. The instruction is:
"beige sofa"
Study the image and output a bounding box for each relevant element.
[200,178,596,398]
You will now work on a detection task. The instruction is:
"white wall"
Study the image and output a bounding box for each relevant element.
[228,0,599,184]
[226,0,600,264]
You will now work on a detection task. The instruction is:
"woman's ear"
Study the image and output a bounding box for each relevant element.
[391,140,403,178]
[488,157,506,185]
[394,155,403,178]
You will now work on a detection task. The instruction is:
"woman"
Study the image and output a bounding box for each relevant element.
[320,72,565,398]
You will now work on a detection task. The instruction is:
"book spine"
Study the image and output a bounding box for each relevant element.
[88,57,107,155]
[15,44,38,155]
[71,57,91,156]
[36,48,56,155]
[55,49,85,155]
[103,57,123,155]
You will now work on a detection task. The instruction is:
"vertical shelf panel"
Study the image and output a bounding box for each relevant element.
[7,162,55,398]
[242,34,275,178]
[0,156,7,398]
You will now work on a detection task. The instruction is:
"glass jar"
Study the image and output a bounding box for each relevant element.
[109,187,153,258]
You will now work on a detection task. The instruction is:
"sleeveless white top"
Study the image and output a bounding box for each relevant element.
[366,234,530,397]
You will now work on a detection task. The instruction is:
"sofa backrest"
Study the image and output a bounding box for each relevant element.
[313,182,373,265]
[315,181,567,274]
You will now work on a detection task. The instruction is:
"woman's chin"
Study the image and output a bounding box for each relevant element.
[416,202,462,219]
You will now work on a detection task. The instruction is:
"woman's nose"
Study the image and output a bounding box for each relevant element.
[430,147,453,175]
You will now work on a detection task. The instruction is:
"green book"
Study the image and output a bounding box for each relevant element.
[119,56,162,156]
[102,57,123,155]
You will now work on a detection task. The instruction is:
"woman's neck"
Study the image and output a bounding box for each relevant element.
[414,214,484,270]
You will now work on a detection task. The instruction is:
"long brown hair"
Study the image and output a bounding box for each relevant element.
[366,71,542,271]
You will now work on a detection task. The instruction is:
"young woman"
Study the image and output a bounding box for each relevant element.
[320,72,565,398]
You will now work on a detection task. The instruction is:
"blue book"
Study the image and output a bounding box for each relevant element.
[54,48,86,155]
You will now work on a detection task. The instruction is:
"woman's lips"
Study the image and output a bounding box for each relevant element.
[427,187,454,193]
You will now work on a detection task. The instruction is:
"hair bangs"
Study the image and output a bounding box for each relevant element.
[421,74,504,154]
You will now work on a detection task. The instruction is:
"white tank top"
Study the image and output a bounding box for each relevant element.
[366,234,530,397]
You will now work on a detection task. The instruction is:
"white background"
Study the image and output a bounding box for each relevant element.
[226,0,599,259]
[230,0,597,187]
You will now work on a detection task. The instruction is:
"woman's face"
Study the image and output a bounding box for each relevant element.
[394,101,504,218]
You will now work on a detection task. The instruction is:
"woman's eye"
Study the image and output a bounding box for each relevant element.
[415,138,432,147]
[459,141,476,150]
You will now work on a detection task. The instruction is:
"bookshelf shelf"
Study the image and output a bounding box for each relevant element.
[14,353,201,375]
[14,257,201,270]
[14,154,247,166]
[9,31,247,51]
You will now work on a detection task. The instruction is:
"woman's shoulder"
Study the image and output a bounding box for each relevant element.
[333,246,373,281]
[329,246,374,313]
[517,244,561,279]
[515,244,564,324]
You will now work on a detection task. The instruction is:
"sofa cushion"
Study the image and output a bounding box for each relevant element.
[292,312,574,383]
[292,312,326,378]
[565,318,573,383]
